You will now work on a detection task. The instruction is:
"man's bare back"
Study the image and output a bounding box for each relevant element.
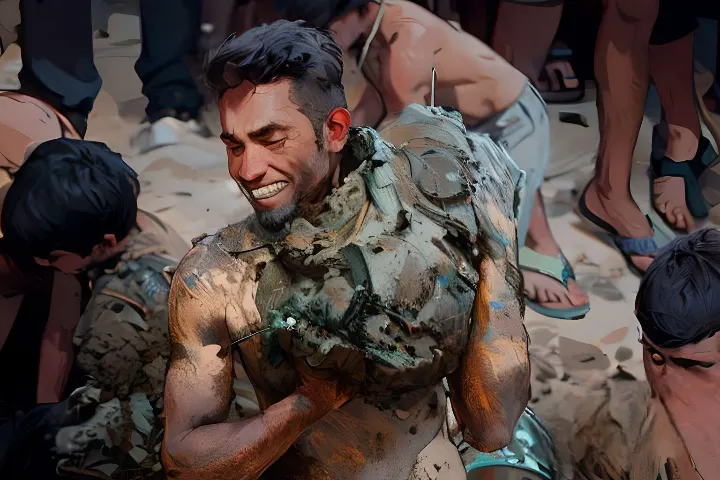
[355,0,526,126]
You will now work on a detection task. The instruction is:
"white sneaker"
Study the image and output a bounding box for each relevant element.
[130,116,210,154]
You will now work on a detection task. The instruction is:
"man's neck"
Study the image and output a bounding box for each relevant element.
[361,1,383,38]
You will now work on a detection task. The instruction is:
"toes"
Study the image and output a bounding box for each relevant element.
[566,279,590,305]
[673,207,694,230]
[536,288,550,304]
[665,206,676,223]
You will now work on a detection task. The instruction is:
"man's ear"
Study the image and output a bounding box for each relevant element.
[324,107,351,153]
[91,234,118,257]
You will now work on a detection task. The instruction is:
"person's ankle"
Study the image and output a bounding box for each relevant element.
[664,124,700,161]
[589,180,633,206]
[524,236,561,257]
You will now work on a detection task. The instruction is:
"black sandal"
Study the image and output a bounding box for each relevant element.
[649,129,720,230]
[537,42,585,104]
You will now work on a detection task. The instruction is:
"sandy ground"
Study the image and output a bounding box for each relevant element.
[2,7,720,475]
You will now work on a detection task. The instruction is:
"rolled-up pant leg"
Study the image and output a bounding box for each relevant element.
[473,82,551,245]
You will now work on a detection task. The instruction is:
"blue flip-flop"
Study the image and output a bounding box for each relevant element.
[520,247,590,320]
[577,186,660,277]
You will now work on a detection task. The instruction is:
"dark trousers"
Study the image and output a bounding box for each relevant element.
[18,0,203,137]
[0,405,61,479]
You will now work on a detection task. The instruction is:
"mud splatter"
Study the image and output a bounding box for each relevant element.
[576,274,624,301]
[615,346,633,362]
[601,327,629,345]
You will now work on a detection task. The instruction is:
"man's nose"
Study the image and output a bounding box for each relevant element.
[236,148,270,183]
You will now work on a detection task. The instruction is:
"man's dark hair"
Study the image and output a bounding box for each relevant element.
[204,20,347,147]
[636,228,720,348]
[274,0,374,29]
[1,138,139,268]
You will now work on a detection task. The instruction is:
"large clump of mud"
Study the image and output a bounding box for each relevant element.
[255,122,499,404]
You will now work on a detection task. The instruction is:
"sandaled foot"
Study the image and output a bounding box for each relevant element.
[536,42,584,104]
[651,135,717,232]
[578,182,657,274]
[520,247,590,320]
[652,176,694,230]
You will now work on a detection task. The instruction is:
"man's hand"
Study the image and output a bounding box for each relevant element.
[161,242,349,480]
[295,366,356,412]
[292,349,364,411]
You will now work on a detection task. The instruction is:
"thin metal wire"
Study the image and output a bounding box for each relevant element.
[430,66,437,107]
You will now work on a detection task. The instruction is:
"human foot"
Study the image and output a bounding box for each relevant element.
[520,244,590,310]
[535,42,584,104]
[651,135,716,231]
[580,181,656,274]
[520,244,590,319]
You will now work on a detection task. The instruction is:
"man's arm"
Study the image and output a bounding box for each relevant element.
[386,21,434,107]
[447,210,530,452]
[161,243,349,480]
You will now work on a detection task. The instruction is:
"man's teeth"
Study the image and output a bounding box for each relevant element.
[252,182,288,200]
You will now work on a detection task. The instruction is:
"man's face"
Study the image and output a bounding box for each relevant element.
[34,233,126,274]
[642,334,720,399]
[219,80,334,231]
[36,251,92,275]
[641,333,720,473]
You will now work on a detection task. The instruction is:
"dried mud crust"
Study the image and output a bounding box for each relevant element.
[255,126,500,403]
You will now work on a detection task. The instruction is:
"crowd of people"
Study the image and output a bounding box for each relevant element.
[1,0,719,479]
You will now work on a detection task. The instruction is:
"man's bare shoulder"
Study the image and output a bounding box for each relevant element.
[178,215,278,274]
[383,3,430,45]
[169,216,277,333]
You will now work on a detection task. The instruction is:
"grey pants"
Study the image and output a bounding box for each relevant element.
[470,82,550,245]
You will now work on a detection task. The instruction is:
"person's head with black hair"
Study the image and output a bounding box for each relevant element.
[636,228,720,349]
[1,138,139,274]
[635,228,720,473]
[636,227,720,384]
[275,0,379,52]
[205,20,352,231]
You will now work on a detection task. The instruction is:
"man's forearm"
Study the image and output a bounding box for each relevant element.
[449,257,529,451]
[163,392,331,480]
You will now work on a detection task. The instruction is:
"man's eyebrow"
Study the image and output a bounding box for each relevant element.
[669,356,716,368]
[220,132,240,144]
[248,123,290,140]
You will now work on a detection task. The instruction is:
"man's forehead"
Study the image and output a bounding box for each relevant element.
[222,79,294,107]
[220,80,302,131]
[644,332,720,357]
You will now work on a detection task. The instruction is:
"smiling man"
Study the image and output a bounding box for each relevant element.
[636,228,720,479]
[162,20,529,480]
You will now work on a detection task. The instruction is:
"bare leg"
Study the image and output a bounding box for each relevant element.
[492,1,564,85]
[583,0,659,273]
[649,33,701,230]
[493,2,588,311]
[524,191,589,309]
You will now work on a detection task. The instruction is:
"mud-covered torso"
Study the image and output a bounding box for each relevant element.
[248,105,521,405]
[200,104,519,479]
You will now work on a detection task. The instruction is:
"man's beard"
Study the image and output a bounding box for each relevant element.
[256,199,299,232]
